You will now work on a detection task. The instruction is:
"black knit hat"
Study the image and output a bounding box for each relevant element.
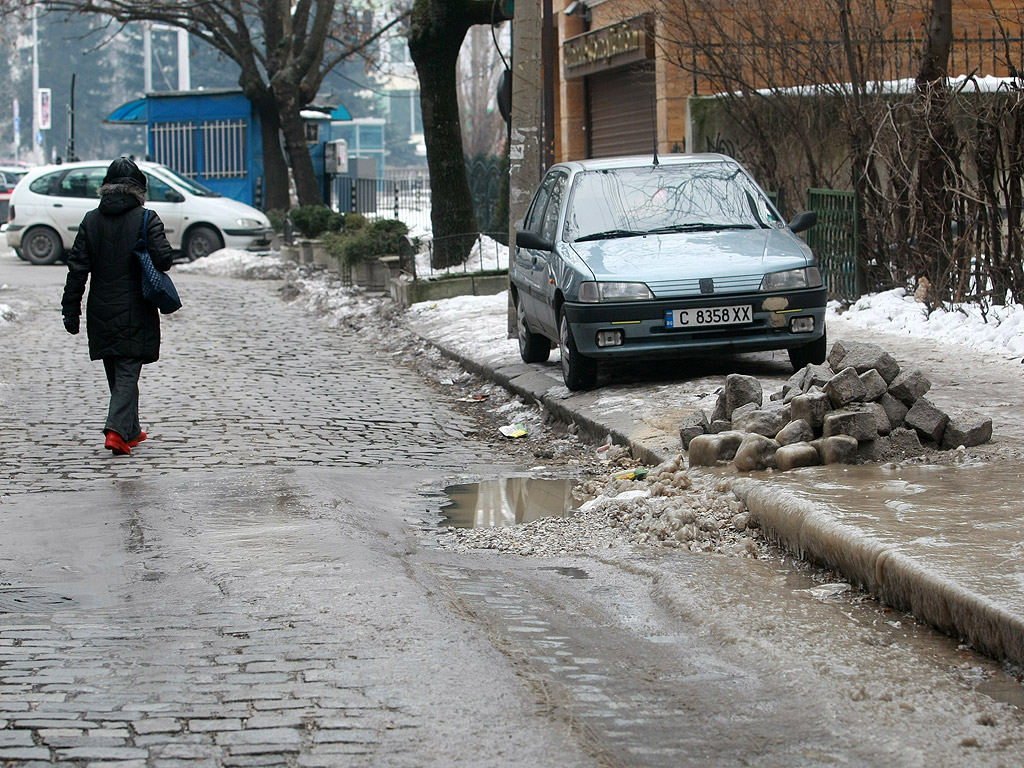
[102,156,147,190]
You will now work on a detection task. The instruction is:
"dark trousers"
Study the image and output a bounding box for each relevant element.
[102,357,144,442]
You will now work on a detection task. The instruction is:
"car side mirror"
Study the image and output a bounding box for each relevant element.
[788,210,817,234]
[516,230,554,251]
[164,190,185,203]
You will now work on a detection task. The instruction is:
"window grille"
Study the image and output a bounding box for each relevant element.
[202,120,247,179]
[152,122,195,177]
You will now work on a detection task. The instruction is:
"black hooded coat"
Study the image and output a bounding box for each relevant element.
[61,186,175,363]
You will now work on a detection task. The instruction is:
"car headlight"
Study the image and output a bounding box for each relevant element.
[579,281,654,303]
[235,217,263,228]
[759,267,822,292]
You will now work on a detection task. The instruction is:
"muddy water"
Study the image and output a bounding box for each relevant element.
[440,478,578,528]
[767,461,1024,617]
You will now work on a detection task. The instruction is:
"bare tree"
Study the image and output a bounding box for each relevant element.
[656,0,1024,303]
[26,0,407,209]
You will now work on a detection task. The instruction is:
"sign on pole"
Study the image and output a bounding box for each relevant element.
[38,88,51,130]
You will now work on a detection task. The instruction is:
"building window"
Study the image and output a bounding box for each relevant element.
[202,120,247,179]
[152,121,195,177]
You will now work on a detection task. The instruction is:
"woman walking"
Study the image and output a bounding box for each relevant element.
[61,157,175,456]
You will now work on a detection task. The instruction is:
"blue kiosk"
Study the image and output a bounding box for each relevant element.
[106,89,353,209]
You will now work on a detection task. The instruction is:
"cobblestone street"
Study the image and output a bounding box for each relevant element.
[0,264,593,767]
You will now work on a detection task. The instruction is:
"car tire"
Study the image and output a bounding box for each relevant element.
[516,296,551,364]
[183,225,223,262]
[559,309,598,391]
[788,325,827,371]
[22,226,64,265]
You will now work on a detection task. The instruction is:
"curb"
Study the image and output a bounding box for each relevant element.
[733,479,1024,667]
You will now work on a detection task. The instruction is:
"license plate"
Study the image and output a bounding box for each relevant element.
[665,305,752,328]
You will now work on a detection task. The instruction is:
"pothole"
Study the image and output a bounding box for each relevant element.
[439,478,579,528]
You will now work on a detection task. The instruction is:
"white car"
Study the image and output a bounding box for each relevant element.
[5,160,273,264]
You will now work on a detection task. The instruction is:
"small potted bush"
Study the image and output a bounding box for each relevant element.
[289,206,345,266]
[323,218,410,290]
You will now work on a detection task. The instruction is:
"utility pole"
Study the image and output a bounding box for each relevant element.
[507,0,545,335]
[31,4,41,164]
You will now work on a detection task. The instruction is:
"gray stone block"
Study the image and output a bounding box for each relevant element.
[709,419,733,434]
[904,397,948,443]
[733,407,788,437]
[821,435,860,464]
[723,373,763,418]
[733,433,780,471]
[889,369,932,405]
[776,419,815,446]
[859,369,888,401]
[940,408,993,449]
[678,410,710,450]
[822,408,879,441]
[857,439,883,462]
[879,392,909,430]
[889,427,926,456]
[828,340,901,383]
[824,366,867,407]
[790,391,832,431]
[687,431,746,466]
[805,364,835,390]
[731,402,758,422]
[775,442,821,471]
[861,401,892,436]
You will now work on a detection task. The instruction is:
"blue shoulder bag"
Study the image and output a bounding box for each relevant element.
[135,208,182,314]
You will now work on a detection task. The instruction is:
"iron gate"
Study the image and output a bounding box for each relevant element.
[805,188,862,301]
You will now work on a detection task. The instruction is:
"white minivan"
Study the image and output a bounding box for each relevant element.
[5,160,273,264]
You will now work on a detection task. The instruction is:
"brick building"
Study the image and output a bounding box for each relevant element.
[550,0,1023,163]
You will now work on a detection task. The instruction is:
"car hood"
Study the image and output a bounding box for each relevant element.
[567,228,812,288]
[186,194,270,225]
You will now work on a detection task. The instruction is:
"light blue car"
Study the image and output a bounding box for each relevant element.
[511,153,827,391]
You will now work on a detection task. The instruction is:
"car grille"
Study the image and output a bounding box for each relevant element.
[647,273,764,298]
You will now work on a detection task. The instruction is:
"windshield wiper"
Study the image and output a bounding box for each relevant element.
[645,223,757,234]
[577,230,647,241]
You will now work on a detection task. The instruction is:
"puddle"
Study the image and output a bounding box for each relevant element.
[440,478,578,528]
[978,672,1024,709]
[541,566,591,579]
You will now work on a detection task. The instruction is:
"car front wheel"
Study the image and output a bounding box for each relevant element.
[559,310,598,391]
[788,326,827,371]
[516,296,551,364]
[23,226,64,265]
[183,225,223,261]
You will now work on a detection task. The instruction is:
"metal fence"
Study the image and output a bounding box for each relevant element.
[805,188,861,302]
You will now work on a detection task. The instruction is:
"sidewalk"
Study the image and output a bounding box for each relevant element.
[405,293,1024,668]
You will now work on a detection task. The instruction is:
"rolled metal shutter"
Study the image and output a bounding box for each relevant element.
[588,66,656,158]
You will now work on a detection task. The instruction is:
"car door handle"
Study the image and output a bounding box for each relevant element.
[53,203,63,207]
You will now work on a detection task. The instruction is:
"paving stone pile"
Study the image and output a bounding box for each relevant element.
[681,340,993,471]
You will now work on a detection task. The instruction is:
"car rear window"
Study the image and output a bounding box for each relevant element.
[29,171,62,195]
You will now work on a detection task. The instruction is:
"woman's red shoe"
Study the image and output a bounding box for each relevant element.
[128,431,147,448]
[104,431,131,455]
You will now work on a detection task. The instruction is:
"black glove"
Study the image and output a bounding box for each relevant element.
[63,315,80,335]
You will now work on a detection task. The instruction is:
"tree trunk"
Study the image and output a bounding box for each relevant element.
[275,85,324,207]
[252,92,292,212]
[914,0,955,301]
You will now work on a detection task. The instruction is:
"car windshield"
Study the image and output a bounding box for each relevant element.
[564,162,780,243]
[149,165,220,197]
